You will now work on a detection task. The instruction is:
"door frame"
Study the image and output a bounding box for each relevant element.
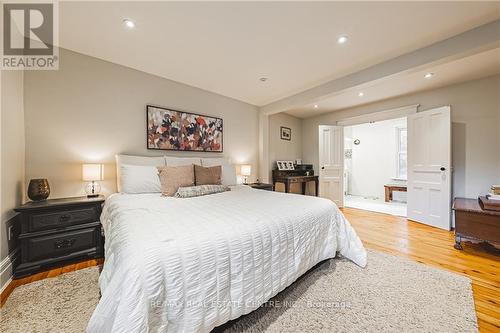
[320,105,418,208]
[337,104,418,126]
[325,104,452,231]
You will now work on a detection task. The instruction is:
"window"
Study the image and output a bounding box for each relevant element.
[396,127,407,180]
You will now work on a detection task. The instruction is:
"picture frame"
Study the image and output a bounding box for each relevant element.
[280,126,291,141]
[277,160,295,171]
[147,105,223,152]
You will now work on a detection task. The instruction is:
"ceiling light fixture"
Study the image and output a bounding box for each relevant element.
[314,104,319,109]
[123,19,136,29]
[424,72,434,79]
[259,77,268,82]
[337,35,348,44]
[358,92,364,97]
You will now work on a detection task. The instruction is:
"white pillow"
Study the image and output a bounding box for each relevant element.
[201,158,237,186]
[119,164,161,194]
[165,156,202,166]
[115,154,165,192]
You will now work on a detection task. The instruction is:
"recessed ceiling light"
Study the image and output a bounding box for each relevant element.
[358,92,364,97]
[123,19,135,29]
[337,35,348,44]
[424,72,434,79]
[314,104,319,109]
[259,77,268,82]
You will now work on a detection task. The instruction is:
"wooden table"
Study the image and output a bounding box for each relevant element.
[273,175,319,196]
[384,184,407,202]
[452,198,500,250]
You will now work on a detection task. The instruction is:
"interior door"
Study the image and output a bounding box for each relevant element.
[407,106,451,230]
[318,125,344,207]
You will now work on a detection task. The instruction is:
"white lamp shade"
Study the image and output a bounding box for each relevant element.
[240,164,251,176]
[82,164,104,181]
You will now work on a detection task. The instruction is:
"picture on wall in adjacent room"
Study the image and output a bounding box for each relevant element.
[147,105,223,152]
[280,126,291,141]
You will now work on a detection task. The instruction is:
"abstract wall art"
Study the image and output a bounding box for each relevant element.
[147,105,223,152]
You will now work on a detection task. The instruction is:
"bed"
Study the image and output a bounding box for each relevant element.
[87,185,366,333]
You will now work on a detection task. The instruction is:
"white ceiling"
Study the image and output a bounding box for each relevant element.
[285,47,500,118]
[59,2,500,107]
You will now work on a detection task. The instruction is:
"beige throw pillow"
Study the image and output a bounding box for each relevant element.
[194,165,222,185]
[157,165,195,196]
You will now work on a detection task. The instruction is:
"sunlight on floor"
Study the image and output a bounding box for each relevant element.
[345,195,407,217]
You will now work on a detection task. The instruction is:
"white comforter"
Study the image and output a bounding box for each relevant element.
[87,186,366,333]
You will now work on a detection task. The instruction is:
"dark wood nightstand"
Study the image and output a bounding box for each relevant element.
[247,183,274,191]
[14,195,105,278]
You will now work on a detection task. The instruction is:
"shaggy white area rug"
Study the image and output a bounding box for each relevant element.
[1,250,477,333]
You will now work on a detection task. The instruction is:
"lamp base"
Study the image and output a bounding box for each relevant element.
[85,181,101,198]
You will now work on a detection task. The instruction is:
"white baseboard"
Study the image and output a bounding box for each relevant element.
[1,277,13,294]
[1,248,19,293]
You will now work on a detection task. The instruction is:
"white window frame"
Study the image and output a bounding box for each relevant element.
[395,126,407,180]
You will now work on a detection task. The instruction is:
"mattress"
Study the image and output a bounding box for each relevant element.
[87,186,367,333]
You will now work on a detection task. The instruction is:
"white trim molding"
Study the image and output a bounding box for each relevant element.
[1,248,19,293]
[258,112,270,183]
[336,104,419,126]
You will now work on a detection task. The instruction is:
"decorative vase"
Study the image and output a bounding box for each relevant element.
[27,179,50,201]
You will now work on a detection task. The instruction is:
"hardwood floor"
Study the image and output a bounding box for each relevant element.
[1,209,498,332]
[342,207,499,333]
[0,258,103,307]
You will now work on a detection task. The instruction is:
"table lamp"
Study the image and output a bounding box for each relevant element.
[241,164,251,184]
[82,164,104,197]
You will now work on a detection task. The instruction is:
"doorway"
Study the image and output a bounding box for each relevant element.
[343,117,407,217]
[318,105,452,230]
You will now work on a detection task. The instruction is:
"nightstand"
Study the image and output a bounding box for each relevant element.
[247,183,274,191]
[14,195,105,278]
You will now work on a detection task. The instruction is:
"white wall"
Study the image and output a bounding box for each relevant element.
[345,117,406,200]
[303,75,500,199]
[23,49,260,198]
[268,113,303,193]
[269,113,302,173]
[1,70,25,287]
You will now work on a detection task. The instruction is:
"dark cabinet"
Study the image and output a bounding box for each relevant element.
[14,196,105,278]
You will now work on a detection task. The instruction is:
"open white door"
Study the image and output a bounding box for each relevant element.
[318,125,344,207]
[407,106,451,230]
